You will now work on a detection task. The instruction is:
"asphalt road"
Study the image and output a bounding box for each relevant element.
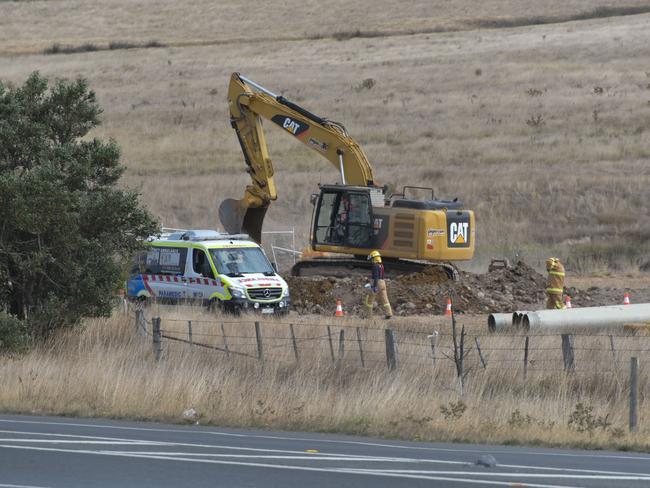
[0,415,649,487]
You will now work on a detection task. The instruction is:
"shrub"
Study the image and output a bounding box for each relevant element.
[43,43,98,55]
[508,409,534,428]
[0,312,29,353]
[0,72,158,337]
[568,403,611,434]
[440,401,467,421]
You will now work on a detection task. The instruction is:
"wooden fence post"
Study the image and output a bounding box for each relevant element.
[428,331,438,368]
[220,322,230,357]
[609,335,618,365]
[255,321,263,361]
[385,328,397,371]
[338,329,345,362]
[289,324,299,362]
[450,313,466,396]
[561,334,575,372]
[475,337,487,369]
[326,326,335,363]
[135,309,147,337]
[523,336,529,380]
[187,320,193,347]
[152,317,162,361]
[356,327,365,367]
[630,357,638,433]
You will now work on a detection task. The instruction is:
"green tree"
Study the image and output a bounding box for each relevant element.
[0,72,158,338]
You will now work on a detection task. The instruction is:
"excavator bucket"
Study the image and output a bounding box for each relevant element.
[218,198,268,244]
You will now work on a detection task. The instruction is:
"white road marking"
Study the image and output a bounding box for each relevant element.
[0,418,245,438]
[112,452,436,461]
[496,462,650,477]
[0,429,170,444]
[0,439,164,445]
[0,429,465,464]
[351,469,650,480]
[98,450,650,477]
[0,444,582,488]
[250,435,650,464]
[0,484,52,488]
[2,428,650,479]
[2,417,649,464]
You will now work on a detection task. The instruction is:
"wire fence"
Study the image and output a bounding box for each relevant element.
[131,308,650,376]
[131,306,645,431]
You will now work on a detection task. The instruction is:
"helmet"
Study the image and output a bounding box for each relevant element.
[367,250,382,263]
[546,257,558,271]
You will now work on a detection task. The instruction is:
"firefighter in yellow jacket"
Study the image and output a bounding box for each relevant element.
[545,257,566,309]
[365,250,393,319]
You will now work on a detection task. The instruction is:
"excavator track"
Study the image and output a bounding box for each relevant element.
[290,258,459,281]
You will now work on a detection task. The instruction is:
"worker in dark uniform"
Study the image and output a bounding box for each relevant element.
[364,250,393,319]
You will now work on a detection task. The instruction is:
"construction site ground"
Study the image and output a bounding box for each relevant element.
[284,262,650,320]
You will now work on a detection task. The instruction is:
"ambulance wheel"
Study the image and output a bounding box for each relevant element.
[209,299,241,316]
[224,302,242,316]
[208,298,221,313]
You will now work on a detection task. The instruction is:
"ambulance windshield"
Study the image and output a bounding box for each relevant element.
[210,247,275,277]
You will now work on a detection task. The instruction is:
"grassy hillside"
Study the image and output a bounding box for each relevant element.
[2,1,650,270]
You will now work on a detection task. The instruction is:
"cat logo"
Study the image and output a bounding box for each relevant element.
[282,118,301,134]
[449,222,469,244]
[271,115,309,137]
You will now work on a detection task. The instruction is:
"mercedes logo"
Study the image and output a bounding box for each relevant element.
[263,289,271,298]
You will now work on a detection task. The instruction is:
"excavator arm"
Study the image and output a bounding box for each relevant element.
[219,72,375,243]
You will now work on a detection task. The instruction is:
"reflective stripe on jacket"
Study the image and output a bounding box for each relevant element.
[546,260,565,296]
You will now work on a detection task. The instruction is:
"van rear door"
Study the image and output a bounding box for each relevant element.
[144,245,188,300]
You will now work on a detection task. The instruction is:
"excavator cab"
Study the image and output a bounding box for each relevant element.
[313,187,374,250]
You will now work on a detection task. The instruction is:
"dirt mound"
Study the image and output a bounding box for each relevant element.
[285,261,548,316]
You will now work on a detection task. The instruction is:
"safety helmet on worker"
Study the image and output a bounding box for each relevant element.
[546,257,558,271]
[368,250,382,263]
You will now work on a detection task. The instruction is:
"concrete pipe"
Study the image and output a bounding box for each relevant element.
[512,311,532,329]
[523,303,650,331]
[488,313,512,332]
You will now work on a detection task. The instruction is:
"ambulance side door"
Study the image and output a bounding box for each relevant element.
[186,246,217,301]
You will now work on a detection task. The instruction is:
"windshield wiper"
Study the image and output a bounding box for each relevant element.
[226,272,244,277]
[263,271,276,276]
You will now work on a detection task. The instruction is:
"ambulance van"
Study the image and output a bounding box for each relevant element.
[126,229,290,314]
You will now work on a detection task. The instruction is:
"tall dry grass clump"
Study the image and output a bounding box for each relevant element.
[0,309,647,451]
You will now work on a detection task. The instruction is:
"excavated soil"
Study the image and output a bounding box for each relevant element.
[284,261,650,316]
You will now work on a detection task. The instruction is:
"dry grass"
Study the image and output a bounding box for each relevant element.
[2,2,650,273]
[3,1,650,55]
[0,307,648,450]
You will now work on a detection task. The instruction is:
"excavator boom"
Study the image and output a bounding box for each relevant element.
[220,73,375,242]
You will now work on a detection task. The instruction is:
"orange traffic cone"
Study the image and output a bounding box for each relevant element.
[335,299,345,317]
[444,298,453,316]
[623,293,631,305]
[565,295,572,308]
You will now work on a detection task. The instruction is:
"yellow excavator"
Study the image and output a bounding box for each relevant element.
[219,73,475,278]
